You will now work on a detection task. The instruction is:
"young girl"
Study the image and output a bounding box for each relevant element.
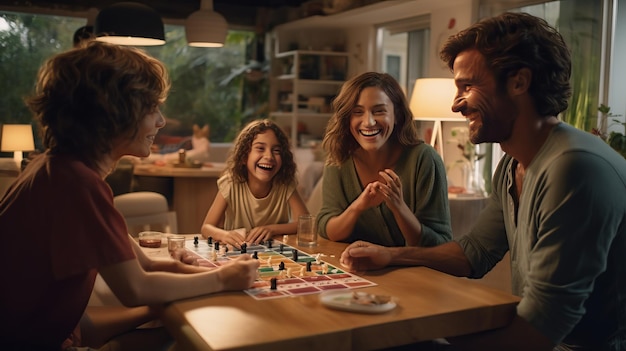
[201,119,309,247]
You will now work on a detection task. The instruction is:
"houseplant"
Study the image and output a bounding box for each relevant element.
[592,104,626,159]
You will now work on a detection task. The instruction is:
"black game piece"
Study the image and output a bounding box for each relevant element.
[252,251,258,259]
[214,241,219,251]
[292,249,298,261]
[279,243,284,253]
[208,237,213,245]
[267,238,273,248]
[270,277,277,290]
[194,236,199,246]
[278,261,285,270]
[240,243,247,253]
[306,261,312,272]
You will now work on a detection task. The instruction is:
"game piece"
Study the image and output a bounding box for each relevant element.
[279,261,285,270]
[283,234,288,242]
[270,277,277,290]
[306,261,312,272]
[279,243,284,253]
[214,241,219,251]
[292,249,298,261]
[211,250,217,261]
[321,263,328,274]
[194,236,199,246]
[286,267,292,278]
[208,237,212,245]
[299,266,305,277]
[240,242,247,253]
[252,251,258,259]
[267,256,272,266]
[267,239,273,248]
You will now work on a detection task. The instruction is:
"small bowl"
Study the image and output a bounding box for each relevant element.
[138,231,163,248]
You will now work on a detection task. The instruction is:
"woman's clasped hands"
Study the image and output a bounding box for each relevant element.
[356,169,405,212]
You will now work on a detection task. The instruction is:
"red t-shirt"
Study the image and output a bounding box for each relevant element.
[0,153,135,350]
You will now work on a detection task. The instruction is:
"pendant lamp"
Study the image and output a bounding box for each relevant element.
[186,0,228,47]
[95,2,165,46]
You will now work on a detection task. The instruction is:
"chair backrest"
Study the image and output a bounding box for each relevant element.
[113,191,177,236]
[306,175,323,217]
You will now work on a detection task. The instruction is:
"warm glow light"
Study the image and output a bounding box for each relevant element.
[94,2,165,46]
[410,78,459,119]
[185,0,228,48]
[1,124,35,165]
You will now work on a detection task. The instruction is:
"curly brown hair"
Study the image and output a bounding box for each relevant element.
[25,41,170,169]
[322,72,421,166]
[226,119,296,186]
[440,12,571,117]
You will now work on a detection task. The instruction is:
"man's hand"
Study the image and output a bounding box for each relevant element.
[340,240,392,273]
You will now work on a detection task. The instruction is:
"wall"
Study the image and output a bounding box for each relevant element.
[427,1,478,77]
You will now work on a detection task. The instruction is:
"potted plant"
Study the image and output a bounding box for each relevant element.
[592,104,626,158]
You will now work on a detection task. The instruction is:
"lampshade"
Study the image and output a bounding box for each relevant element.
[95,2,165,46]
[409,78,458,119]
[1,124,35,165]
[185,0,228,48]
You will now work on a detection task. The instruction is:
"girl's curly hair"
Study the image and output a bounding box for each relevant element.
[226,119,296,186]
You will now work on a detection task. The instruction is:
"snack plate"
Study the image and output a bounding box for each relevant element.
[319,290,397,314]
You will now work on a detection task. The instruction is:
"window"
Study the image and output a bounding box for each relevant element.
[376,15,430,95]
[0,11,262,151]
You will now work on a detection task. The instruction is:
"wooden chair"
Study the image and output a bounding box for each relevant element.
[113,191,177,236]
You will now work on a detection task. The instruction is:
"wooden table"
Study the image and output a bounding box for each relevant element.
[158,236,520,351]
[133,163,226,234]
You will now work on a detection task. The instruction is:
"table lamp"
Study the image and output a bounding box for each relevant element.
[1,124,35,166]
[409,78,464,161]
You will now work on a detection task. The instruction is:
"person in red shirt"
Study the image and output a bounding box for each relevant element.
[0,41,259,351]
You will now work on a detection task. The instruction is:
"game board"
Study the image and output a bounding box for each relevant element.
[185,239,377,300]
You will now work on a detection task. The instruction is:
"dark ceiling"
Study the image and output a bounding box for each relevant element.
[0,0,315,29]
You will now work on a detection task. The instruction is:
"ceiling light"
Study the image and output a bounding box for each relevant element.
[186,0,228,48]
[95,2,165,46]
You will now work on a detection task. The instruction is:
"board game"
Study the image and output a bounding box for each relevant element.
[185,238,377,300]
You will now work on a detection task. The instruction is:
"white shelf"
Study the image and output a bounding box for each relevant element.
[270,45,347,147]
[276,50,349,58]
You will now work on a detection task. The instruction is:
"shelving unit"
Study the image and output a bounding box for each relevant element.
[270,49,347,147]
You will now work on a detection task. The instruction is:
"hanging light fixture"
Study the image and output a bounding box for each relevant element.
[95,2,165,46]
[185,0,228,48]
